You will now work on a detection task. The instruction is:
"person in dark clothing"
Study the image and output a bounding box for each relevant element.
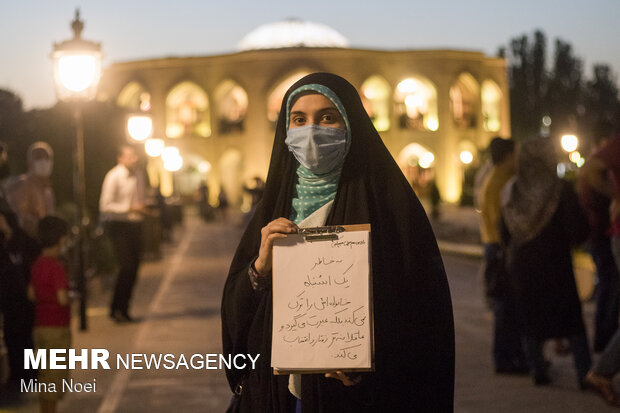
[221,73,455,412]
[583,328,620,405]
[0,142,39,388]
[500,137,591,387]
[478,137,526,374]
[197,181,212,222]
[245,177,266,209]
[218,186,229,222]
[578,141,620,353]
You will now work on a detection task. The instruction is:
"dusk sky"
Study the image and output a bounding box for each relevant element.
[2,0,619,109]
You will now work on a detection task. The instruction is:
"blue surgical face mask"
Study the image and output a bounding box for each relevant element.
[285,125,347,175]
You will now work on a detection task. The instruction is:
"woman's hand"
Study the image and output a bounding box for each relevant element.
[324,371,362,386]
[254,218,298,275]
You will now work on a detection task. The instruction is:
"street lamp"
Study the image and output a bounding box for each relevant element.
[52,9,102,331]
[127,114,153,142]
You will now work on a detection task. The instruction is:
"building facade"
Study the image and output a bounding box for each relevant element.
[97,20,510,207]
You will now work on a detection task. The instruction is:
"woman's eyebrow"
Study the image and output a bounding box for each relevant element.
[317,107,341,114]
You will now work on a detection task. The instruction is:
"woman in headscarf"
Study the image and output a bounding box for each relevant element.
[221,73,454,412]
[7,142,55,238]
[500,137,591,387]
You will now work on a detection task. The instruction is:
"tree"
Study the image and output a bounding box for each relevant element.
[502,30,547,139]
[546,39,584,138]
[500,30,620,152]
[584,64,620,143]
[0,89,28,173]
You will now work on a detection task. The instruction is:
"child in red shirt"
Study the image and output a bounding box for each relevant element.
[28,216,70,413]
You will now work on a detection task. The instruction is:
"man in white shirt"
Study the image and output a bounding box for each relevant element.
[99,145,146,322]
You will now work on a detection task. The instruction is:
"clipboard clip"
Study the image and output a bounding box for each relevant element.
[297,225,345,242]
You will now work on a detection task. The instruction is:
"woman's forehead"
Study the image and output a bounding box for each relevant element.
[289,93,336,112]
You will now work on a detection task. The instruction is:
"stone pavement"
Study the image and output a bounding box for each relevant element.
[1,213,238,413]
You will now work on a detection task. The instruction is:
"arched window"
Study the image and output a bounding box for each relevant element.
[450,73,479,129]
[394,77,438,131]
[214,80,248,134]
[481,80,502,132]
[397,143,436,196]
[361,75,390,132]
[267,71,311,125]
[117,81,151,112]
[166,81,211,138]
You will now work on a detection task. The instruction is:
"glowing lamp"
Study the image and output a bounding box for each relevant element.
[51,10,102,102]
[561,135,578,152]
[426,118,439,131]
[460,150,473,165]
[163,155,183,172]
[127,115,153,142]
[162,146,183,172]
[198,161,212,174]
[144,139,164,157]
[419,152,435,169]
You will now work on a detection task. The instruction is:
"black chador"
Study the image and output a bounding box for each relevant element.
[221,73,455,412]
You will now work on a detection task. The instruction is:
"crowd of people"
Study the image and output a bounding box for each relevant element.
[1,141,62,411]
[0,142,154,412]
[478,133,620,406]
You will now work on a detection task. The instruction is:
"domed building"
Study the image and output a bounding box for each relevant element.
[97,19,510,207]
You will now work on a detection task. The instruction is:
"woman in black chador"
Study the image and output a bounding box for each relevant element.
[500,137,591,387]
[221,73,454,412]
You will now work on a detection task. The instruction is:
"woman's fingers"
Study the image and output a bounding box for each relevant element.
[256,218,298,275]
[266,220,297,233]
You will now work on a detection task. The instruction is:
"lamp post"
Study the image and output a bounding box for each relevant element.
[52,9,102,331]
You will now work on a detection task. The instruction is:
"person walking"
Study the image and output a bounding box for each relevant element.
[581,132,620,274]
[500,137,591,387]
[221,73,454,412]
[583,329,620,406]
[99,145,146,323]
[578,138,620,352]
[478,137,527,374]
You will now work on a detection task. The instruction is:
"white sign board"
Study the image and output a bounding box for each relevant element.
[271,228,373,373]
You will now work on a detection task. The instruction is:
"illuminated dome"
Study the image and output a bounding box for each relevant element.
[238,19,349,51]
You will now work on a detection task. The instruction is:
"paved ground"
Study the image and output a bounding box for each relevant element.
[0,208,616,412]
